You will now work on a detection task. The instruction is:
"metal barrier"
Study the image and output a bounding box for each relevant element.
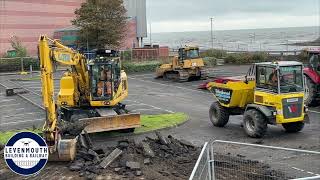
[189,142,212,180]
[190,140,320,180]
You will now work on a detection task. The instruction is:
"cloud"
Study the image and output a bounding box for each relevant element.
[146,0,320,32]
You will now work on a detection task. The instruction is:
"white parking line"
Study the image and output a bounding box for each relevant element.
[128,77,210,95]
[309,110,320,114]
[1,118,44,126]
[131,108,157,112]
[1,108,25,113]
[126,103,144,107]
[0,103,20,108]
[0,99,14,103]
[3,112,35,118]
[130,74,154,78]
[125,99,174,113]
[291,167,320,176]
[19,81,40,84]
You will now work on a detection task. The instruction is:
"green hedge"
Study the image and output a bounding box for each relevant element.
[224,52,268,64]
[122,61,161,73]
[203,57,217,67]
[0,57,39,72]
[201,49,227,58]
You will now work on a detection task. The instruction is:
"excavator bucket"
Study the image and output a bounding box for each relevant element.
[79,113,141,133]
[49,113,140,161]
[49,138,77,161]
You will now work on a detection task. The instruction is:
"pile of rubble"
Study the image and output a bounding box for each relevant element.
[70,131,200,179]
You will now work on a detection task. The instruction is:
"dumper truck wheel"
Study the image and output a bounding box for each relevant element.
[243,109,267,138]
[282,122,304,133]
[209,102,230,127]
[304,77,317,106]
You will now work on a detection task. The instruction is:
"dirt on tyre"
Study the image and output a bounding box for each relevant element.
[209,102,230,127]
[282,122,304,133]
[243,109,267,138]
[304,76,317,106]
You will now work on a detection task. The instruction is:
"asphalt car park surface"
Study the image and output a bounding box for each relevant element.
[0,65,319,150]
[0,65,319,178]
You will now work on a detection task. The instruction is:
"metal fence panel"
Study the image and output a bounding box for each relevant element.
[190,140,320,180]
[189,142,212,180]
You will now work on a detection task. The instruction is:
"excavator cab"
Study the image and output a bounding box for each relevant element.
[87,49,127,107]
[89,56,121,101]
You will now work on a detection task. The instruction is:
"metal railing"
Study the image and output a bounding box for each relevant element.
[189,142,212,180]
[190,140,320,180]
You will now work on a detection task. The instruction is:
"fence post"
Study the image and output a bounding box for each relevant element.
[21,57,24,72]
[29,65,33,78]
[207,144,212,180]
[210,141,215,180]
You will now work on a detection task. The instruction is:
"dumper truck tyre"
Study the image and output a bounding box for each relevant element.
[209,102,230,127]
[304,77,317,106]
[243,109,267,138]
[282,122,304,133]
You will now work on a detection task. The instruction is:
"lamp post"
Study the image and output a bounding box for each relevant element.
[210,17,214,50]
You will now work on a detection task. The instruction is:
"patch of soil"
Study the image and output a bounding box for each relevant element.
[70,132,200,180]
[0,132,290,180]
[214,155,289,180]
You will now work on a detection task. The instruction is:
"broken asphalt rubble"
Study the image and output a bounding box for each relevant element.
[69,131,200,179]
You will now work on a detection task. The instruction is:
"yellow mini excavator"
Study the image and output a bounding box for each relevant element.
[155,46,208,81]
[39,35,140,161]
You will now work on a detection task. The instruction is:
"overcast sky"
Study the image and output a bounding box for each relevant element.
[146,0,320,33]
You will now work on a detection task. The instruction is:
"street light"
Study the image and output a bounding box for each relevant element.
[210,17,214,50]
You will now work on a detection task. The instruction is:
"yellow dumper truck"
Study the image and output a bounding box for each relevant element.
[207,61,309,138]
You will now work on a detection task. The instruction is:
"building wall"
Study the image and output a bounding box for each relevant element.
[121,18,138,49]
[0,0,84,56]
[0,0,145,56]
[123,0,147,38]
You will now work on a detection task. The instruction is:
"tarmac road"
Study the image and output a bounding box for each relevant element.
[0,65,319,178]
[0,65,319,149]
[126,65,320,151]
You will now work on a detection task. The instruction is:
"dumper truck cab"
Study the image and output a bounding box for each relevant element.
[207,61,309,138]
[155,46,208,81]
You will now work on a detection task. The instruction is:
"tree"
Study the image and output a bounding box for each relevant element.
[72,0,127,49]
[9,36,27,57]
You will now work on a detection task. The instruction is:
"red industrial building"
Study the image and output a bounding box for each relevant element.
[0,0,145,56]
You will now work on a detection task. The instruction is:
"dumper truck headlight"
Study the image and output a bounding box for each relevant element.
[276,109,283,115]
[272,111,277,116]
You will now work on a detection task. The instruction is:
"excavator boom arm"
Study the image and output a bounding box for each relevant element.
[39,35,89,147]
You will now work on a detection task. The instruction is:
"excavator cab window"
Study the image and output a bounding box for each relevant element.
[90,64,113,100]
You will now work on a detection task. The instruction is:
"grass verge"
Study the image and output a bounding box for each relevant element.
[0,129,41,145]
[135,113,188,134]
[0,113,188,145]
